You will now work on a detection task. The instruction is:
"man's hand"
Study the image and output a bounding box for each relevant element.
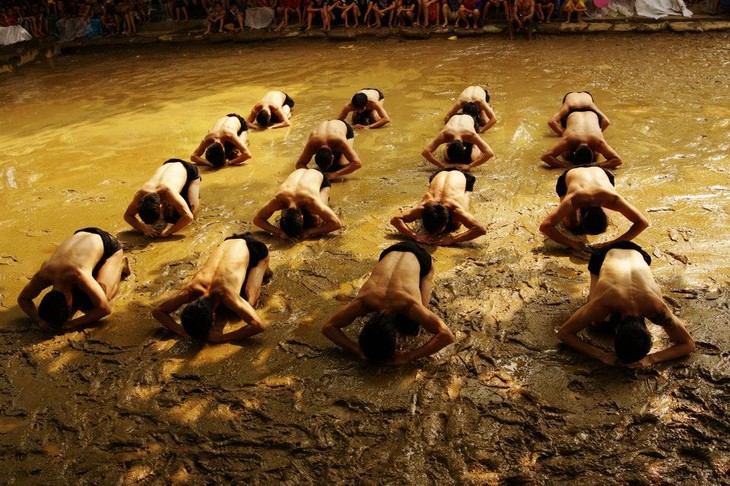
[599,351,618,366]
[387,351,411,365]
[353,124,369,129]
[38,320,55,332]
[143,225,161,237]
[626,355,654,369]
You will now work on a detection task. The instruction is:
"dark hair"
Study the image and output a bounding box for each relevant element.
[138,192,162,224]
[352,93,368,109]
[314,147,334,171]
[462,102,479,118]
[446,140,467,164]
[256,109,271,127]
[280,208,304,238]
[162,204,181,224]
[422,203,450,235]
[615,317,652,363]
[205,141,226,168]
[359,313,397,363]
[573,144,594,166]
[579,206,608,235]
[38,290,69,328]
[394,315,420,336]
[180,297,214,340]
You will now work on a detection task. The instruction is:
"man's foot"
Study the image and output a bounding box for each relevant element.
[263,267,274,285]
[121,257,131,279]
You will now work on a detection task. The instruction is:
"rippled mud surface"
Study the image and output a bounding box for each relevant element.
[0,34,729,484]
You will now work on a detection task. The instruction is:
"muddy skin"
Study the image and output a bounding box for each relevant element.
[0,34,728,483]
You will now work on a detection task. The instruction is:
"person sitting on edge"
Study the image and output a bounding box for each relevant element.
[337,88,390,130]
[190,114,252,168]
[322,241,455,364]
[562,0,586,22]
[253,168,342,240]
[557,241,695,367]
[548,91,610,136]
[247,90,295,129]
[423,113,495,171]
[295,119,363,179]
[152,234,269,342]
[123,158,201,238]
[541,108,621,169]
[443,85,498,133]
[510,0,536,40]
[539,166,649,251]
[391,170,486,246]
[18,227,127,332]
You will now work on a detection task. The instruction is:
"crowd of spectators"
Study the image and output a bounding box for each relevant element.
[0,0,725,42]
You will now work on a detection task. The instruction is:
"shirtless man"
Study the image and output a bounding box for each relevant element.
[123,159,201,238]
[548,91,610,136]
[247,90,295,129]
[190,114,251,167]
[511,0,536,39]
[253,168,342,240]
[541,110,622,169]
[337,88,390,129]
[391,170,486,246]
[557,242,695,367]
[152,234,269,342]
[18,228,126,331]
[295,120,363,179]
[443,85,498,133]
[539,166,648,251]
[322,241,455,364]
[422,113,495,170]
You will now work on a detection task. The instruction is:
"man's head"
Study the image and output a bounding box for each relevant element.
[205,141,226,168]
[351,93,368,111]
[180,297,214,340]
[280,208,304,238]
[462,102,479,118]
[38,290,70,328]
[314,146,334,171]
[579,206,608,235]
[614,316,652,363]
[573,144,594,166]
[422,203,450,235]
[359,313,397,363]
[138,192,162,224]
[162,202,181,224]
[256,108,272,128]
[446,140,467,164]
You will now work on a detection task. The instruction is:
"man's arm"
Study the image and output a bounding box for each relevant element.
[253,197,289,239]
[422,134,447,169]
[443,104,461,123]
[327,144,363,179]
[594,140,622,169]
[391,302,454,364]
[17,273,50,324]
[295,143,317,170]
[336,103,354,122]
[439,208,487,245]
[123,192,160,237]
[556,301,617,365]
[301,201,343,238]
[363,102,390,129]
[64,272,112,329]
[210,292,266,342]
[159,190,195,238]
[636,308,696,367]
[478,101,497,132]
[322,298,370,359]
[465,135,494,170]
[390,206,424,240]
[539,201,586,251]
[152,288,199,339]
[268,105,291,129]
[593,197,649,248]
[247,103,262,124]
[226,134,253,166]
[190,136,213,165]
[547,109,566,136]
[541,139,572,169]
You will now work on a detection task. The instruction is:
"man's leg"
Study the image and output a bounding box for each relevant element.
[96,250,126,300]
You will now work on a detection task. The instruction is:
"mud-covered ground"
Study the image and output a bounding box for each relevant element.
[0,34,729,484]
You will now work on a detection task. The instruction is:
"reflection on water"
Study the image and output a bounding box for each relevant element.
[0,34,729,483]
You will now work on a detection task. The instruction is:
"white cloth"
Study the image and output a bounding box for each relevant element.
[244,7,275,29]
[0,25,32,45]
[635,0,692,18]
[56,17,90,42]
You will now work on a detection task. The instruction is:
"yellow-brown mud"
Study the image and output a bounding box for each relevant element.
[0,34,729,483]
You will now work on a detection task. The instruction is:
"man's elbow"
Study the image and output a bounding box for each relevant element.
[538,220,552,236]
[555,327,570,343]
[475,224,487,237]
[441,328,456,346]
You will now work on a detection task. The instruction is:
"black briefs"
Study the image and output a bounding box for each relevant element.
[588,241,652,276]
[555,168,614,197]
[226,113,249,134]
[561,107,603,129]
[562,90,593,104]
[342,119,355,139]
[481,86,491,104]
[379,241,432,280]
[430,168,476,192]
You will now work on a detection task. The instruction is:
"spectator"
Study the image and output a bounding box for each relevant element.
[275,0,302,29]
[510,0,535,39]
[563,0,585,22]
[460,0,480,28]
[441,0,461,28]
[535,0,554,22]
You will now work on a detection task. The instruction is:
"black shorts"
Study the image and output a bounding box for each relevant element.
[556,168,614,198]
[282,92,295,109]
[430,168,476,192]
[379,241,432,280]
[226,113,249,134]
[74,227,122,277]
[561,107,603,130]
[481,86,490,104]
[342,119,354,139]
[588,241,651,276]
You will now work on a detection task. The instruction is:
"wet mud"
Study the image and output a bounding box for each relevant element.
[0,34,729,483]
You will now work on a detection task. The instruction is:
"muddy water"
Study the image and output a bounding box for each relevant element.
[0,34,729,483]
